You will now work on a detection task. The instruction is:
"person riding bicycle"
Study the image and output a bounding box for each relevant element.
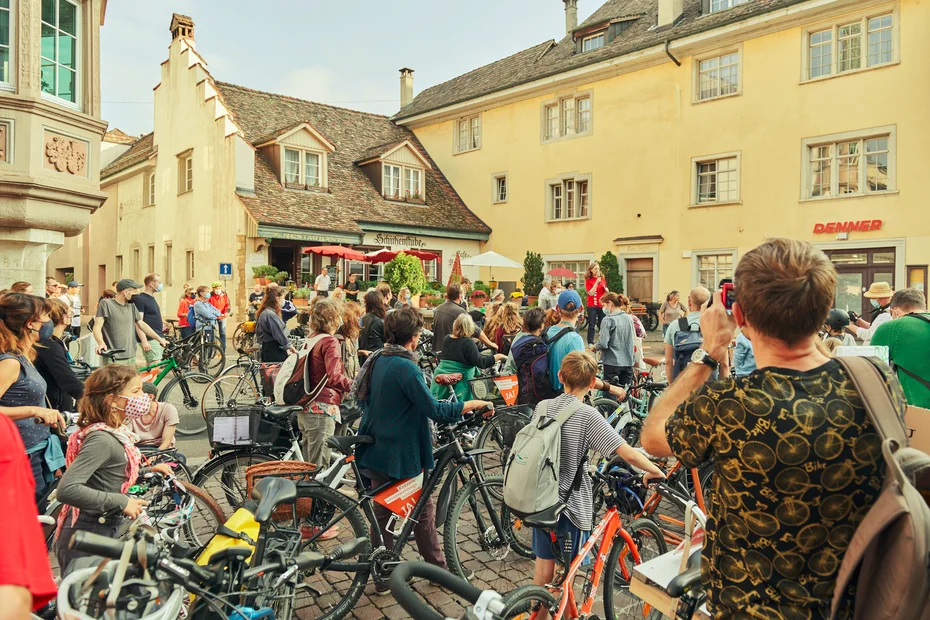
[55,365,172,572]
[529,351,664,620]
[34,298,84,412]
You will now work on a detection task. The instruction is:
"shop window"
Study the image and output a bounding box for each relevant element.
[908,266,928,295]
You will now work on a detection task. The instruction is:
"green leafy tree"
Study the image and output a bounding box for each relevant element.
[522,251,545,296]
[384,252,429,296]
[599,252,623,294]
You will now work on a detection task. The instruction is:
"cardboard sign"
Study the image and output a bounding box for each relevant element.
[906,406,930,454]
[493,375,519,406]
[374,473,424,518]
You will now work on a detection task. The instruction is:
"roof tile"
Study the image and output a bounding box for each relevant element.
[101,132,155,178]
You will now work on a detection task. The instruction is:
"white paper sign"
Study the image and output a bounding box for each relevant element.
[834,345,890,365]
[213,416,252,445]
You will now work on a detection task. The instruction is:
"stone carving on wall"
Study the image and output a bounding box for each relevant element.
[44,133,87,175]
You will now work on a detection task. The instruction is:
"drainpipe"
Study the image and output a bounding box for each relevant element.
[664,39,681,66]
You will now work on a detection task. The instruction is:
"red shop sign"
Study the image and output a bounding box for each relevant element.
[813,219,883,234]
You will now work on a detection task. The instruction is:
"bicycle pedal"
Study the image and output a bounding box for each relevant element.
[297,583,323,598]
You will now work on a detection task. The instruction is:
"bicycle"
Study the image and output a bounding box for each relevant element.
[99,341,213,435]
[592,380,667,446]
[389,561,507,620]
[182,326,226,378]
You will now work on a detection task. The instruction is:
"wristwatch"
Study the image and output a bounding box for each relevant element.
[691,348,720,371]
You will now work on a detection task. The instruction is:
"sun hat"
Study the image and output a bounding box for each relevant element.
[863,282,894,299]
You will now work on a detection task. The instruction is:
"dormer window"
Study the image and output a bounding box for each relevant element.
[356,139,432,204]
[582,33,605,52]
[254,121,335,191]
[283,148,323,189]
[705,0,750,14]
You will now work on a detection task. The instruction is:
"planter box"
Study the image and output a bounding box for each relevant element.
[293,298,309,307]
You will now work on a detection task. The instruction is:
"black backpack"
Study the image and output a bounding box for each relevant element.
[512,327,574,406]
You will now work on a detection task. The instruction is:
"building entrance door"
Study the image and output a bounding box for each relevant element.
[824,247,895,317]
[626,258,654,302]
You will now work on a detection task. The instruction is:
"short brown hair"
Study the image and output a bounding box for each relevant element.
[734,238,836,345]
[559,350,599,389]
[364,290,386,318]
[143,273,159,286]
[385,306,423,345]
[78,364,140,429]
[339,300,363,340]
[10,281,31,293]
[446,284,462,301]
[522,307,545,332]
[311,298,343,334]
[46,298,70,326]
[890,288,927,312]
[376,283,392,299]
[196,285,210,298]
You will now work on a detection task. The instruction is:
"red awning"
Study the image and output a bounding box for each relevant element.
[302,245,368,261]
[365,249,440,264]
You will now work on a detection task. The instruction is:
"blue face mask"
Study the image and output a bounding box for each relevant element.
[870,299,880,309]
[205,292,213,299]
[156,283,163,292]
[39,321,54,341]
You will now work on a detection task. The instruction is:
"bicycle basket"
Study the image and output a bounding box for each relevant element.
[241,321,256,334]
[494,405,533,449]
[245,461,318,521]
[205,405,263,448]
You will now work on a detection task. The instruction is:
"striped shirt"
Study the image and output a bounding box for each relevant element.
[539,394,625,530]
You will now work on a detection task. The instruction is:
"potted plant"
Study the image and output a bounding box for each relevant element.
[384,252,428,301]
[471,290,488,309]
[522,251,544,305]
[274,271,289,285]
[252,265,279,286]
[599,251,624,294]
[292,287,310,307]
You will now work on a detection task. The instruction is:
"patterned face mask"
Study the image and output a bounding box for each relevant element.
[115,394,153,420]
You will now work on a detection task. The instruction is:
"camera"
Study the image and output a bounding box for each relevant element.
[708,278,735,312]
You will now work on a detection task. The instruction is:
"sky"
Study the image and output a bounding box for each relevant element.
[101,0,601,137]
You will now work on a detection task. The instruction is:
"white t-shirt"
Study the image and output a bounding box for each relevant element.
[60,292,82,327]
[857,311,892,346]
[315,274,331,292]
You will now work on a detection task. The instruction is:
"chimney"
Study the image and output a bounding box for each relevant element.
[658,0,684,28]
[399,68,414,108]
[563,0,578,37]
[169,13,195,41]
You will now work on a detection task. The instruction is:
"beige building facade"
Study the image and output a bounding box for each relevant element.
[395,0,930,318]
[0,0,108,289]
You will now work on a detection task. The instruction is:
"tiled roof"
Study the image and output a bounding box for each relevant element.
[103,128,137,145]
[354,139,415,165]
[101,132,155,178]
[214,82,490,236]
[394,0,809,119]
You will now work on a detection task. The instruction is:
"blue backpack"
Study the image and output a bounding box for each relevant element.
[512,327,574,406]
[187,304,197,330]
[672,316,717,380]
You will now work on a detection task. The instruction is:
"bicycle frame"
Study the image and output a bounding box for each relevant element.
[138,356,179,386]
[638,462,706,545]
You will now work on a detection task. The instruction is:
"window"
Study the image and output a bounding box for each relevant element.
[693,155,740,205]
[546,260,588,291]
[422,252,441,282]
[0,0,11,85]
[805,12,896,81]
[41,0,79,104]
[282,148,324,189]
[695,252,735,289]
[706,0,749,14]
[542,92,593,142]
[145,171,155,206]
[164,242,173,286]
[454,114,481,154]
[383,164,401,199]
[185,250,194,280]
[304,152,320,187]
[803,128,894,199]
[178,154,193,193]
[147,245,155,273]
[493,173,508,204]
[284,148,300,184]
[582,33,604,52]
[697,51,740,101]
[115,255,123,278]
[403,167,422,198]
[547,175,592,222]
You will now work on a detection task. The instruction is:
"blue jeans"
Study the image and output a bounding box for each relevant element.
[29,450,49,513]
[661,323,669,337]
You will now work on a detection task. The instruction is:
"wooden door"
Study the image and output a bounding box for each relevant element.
[626,258,654,302]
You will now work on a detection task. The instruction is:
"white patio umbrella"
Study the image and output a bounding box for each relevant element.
[460,251,523,281]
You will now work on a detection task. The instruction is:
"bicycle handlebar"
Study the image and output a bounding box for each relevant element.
[390,562,484,620]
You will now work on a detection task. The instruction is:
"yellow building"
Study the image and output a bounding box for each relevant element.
[395,0,929,318]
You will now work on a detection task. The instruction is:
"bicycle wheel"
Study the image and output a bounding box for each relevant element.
[176,481,227,548]
[603,518,668,619]
[192,451,277,516]
[294,483,371,620]
[473,415,516,482]
[159,372,213,435]
[498,585,557,619]
[443,475,535,594]
[193,342,226,377]
[202,375,261,420]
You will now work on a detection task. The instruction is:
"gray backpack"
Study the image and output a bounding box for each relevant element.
[503,399,585,518]
[830,356,930,620]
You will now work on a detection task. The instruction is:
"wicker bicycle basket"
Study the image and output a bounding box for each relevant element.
[245,460,318,522]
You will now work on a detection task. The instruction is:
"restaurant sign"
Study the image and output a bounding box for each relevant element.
[256,225,361,245]
[372,234,427,248]
[813,219,883,234]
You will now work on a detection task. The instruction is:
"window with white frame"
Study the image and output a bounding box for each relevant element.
[185,250,195,280]
[0,0,11,85]
[41,0,79,104]
[454,114,481,154]
[547,176,591,222]
[422,254,440,282]
[693,154,740,205]
[305,152,320,187]
[806,12,896,80]
[493,173,508,204]
[178,153,193,194]
[144,172,156,206]
[706,0,749,14]
[582,33,604,52]
[805,131,892,199]
[383,164,401,199]
[403,167,422,198]
[546,260,588,290]
[284,148,300,184]
[694,252,735,289]
[697,51,740,101]
[543,93,593,141]
[282,147,323,189]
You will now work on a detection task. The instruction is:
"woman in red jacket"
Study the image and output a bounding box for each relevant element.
[177,285,195,339]
[209,281,231,352]
[584,262,609,345]
[301,298,352,469]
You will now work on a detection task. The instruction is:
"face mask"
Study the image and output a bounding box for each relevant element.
[38,321,54,340]
[114,393,152,420]
[188,292,195,298]
[215,289,223,295]
[205,292,213,299]
[156,283,163,292]
[870,299,880,309]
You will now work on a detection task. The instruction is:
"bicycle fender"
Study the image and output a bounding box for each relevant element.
[436,463,469,527]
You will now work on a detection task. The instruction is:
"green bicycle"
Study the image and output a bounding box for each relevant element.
[101,340,213,435]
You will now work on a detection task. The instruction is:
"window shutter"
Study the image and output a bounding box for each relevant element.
[701,0,710,14]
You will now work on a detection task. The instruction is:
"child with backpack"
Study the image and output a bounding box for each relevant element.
[505,351,665,604]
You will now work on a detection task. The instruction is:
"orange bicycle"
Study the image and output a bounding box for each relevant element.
[498,458,668,619]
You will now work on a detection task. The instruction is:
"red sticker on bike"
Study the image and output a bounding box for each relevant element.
[374,473,424,517]
[493,375,519,406]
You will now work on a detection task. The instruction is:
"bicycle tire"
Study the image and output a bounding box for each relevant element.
[176,481,227,548]
[603,518,668,619]
[159,372,213,435]
[194,342,226,378]
[201,374,261,420]
[443,475,535,592]
[294,483,371,620]
[498,585,557,619]
[472,414,514,482]
[192,451,277,516]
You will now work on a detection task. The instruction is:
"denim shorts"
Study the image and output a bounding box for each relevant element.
[531,515,589,564]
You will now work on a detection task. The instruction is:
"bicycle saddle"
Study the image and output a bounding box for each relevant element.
[326,434,374,456]
[667,550,702,597]
[264,404,303,420]
[434,373,463,386]
[251,477,298,524]
[101,348,126,357]
[521,503,567,530]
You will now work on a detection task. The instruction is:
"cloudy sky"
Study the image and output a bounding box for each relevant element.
[101,0,600,136]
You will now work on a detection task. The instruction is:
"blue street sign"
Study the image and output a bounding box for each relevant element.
[219,263,232,280]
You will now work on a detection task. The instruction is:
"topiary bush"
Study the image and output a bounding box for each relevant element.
[384,252,428,296]
[522,251,545,296]
[599,252,624,294]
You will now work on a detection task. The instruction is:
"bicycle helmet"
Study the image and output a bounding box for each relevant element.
[59,566,184,620]
[211,281,222,289]
[825,308,851,331]
[604,462,648,515]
